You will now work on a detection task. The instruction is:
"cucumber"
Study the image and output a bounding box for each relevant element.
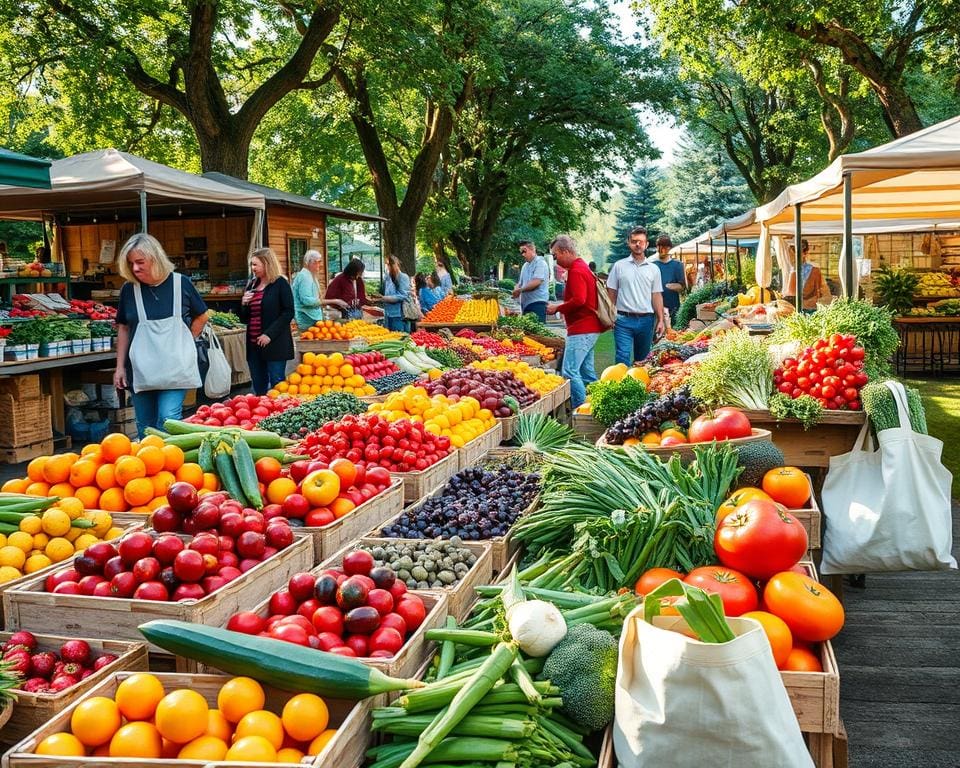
[138,620,424,698]
[214,447,248,507]
[231,439,263,509]
[183,449,199,463]
[197,438,216,474]
[155,433,208,450]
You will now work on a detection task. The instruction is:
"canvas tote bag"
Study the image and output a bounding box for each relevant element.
[614,606,811,768]
[820,380,956,574]
[200,324,232,399]
[130,273,202,393]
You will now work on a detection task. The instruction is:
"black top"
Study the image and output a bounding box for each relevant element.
[116,273,207,336]
[238,277,295,362]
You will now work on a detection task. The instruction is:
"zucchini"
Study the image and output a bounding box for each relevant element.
[183,449,199,463]
[138,620,424,698]
[231,439,263,509]
[214,447,248,507]
[198,438,216,474]
[155,432,208,450]
[0,522,18,535]
[163,419,224,435]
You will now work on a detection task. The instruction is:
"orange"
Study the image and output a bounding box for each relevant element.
[154,689,209,743]
[129,505,152,515]
[92,744,111,757]
[162,444,185,472]
[281,693,329,742]
[27,455,49,482]
[161,738,181,758]
[69,460,98,488]
[81,443,102,458]
[98,487,128,513]
[716,487,773,522]
[36,732,86,756]
[42,454,75,484]
[660,428,688,443]
[114,456,146,487]
[151,470,176,498]
[1,478,29,493]
[205,709,232,741]
[202,472,220,491]
[622,437,641,446]
[74,486,102,510]
[95,463,117,490]
[225,735,276,762]
[148,496,168,510]
[330,497,355,519]
[641,431,661,445]
[137,445,166,475]
[101,433,132,462]
[71,696,122,746]
[25,481,50,497]
[782,646,823,672]
[217,676,265,723]
[307,729,338,756]
[762,467,811,509]
[115,672,166,720]
[139,434,166,449]
[277,747,306,763]
[48,482,76,499]
[109,721,163,758]
[235,710,284,750]
[178,735,229,760]
[176,462,205,489]
[266,477,298,506]
[742,610,793,669]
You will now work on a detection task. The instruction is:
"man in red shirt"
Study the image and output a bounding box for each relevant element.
[546,235,604,408]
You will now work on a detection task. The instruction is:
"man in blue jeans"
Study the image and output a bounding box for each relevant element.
[605,226,666,365]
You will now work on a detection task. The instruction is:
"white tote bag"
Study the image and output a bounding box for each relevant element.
[820,380,956,574]
[130,273,202,393]
[614,607,812,768]
[201,324,232,399]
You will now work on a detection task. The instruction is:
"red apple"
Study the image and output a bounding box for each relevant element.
[102,556,126,580]
[218,566,243,583]
[240,515,266,535]
[269,590,298,616]
[262,503,285,521]
[219,512,244,538]
[133,581,169,601]
[118,532,154,566]
[93,581,114,597]
[150,505,181,533]
[172,583,205,601]
[132,557,161,584]
[173,549,205,582]
[52,582,82,595]
[191,502,221,531]
[219,551,239,569]
[281,494,310,519]
[265,524,294,549]
[238,558,261,573]
[110,572,137,598]
[166,481,199,514]
[45,568,79,592]
[84,542,118,569]
[152,534,185,565]
[189,533,219,557]
[289,461,312,484]
[201,575,227,594]
[77,575,105,596]
[237,531,265,559]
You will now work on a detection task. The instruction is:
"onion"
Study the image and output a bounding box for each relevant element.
[507,599,567,657]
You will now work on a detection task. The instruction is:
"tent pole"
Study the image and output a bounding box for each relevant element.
[709,239,715,283]
[139,191,148,232]
[338,226,343,272]
[378,221,384,285]
[794,203,802,311]
[723,232,728,282]
[735,238,741,284]
[843,173,854,298]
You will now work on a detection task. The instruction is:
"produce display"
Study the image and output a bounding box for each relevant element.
[225,557,428,659]
[186,393,300,429]
[463,334,539,358]
[30,672,340,762]
[773,333,868,411]
[297,413,453,472]
[913,270,960,298]
[343,350,401,380]
[861,380,927,433]
[3,632,119,695]
[496,313,558,338]
[0,496,121,581]
[270,351,378,398]
[448,336,488,363]
[369,386,498,447]
[602,387,701,446]
[364,539,480,590]
[646,361,698,394]
[687,330,773,410]
[469,357,564,397]
[422,296,499,324]
[299,318,403,342]
[368,340,443,375]
[208,309,242,328]
[258,392,368,438]
[367,371,420,394]
[379,465,541,541]
[424,368,538,412]
[585,375,651,426]
[409,329,447,348]
[66,299,118,321]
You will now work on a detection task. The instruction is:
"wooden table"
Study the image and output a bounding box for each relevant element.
[740,409,865,470]
[893,316,960,375]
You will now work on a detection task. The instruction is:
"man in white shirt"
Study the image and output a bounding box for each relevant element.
[606,226,666,365]
[512,241,549,321]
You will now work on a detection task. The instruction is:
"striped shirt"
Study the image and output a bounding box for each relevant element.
[247,288,265,342]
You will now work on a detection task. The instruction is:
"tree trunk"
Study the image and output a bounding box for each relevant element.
[195,124,251,177]
[381,216,419,276]
[873,81,924,137]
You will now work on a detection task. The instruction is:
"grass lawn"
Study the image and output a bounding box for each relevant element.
[593,331,615,373]
[904,377,960,496]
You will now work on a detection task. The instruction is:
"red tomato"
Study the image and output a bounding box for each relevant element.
[684,566,758,616]
[269,623,311,646]
[394,595,427,630]
[634,567,685,596]
[714,500,808,579]
[687,407,752,443]
[255,457,283,484]
[311,606,345,636]
[226,611,266,635]
[305,508,336,527]
[366,466,391,487]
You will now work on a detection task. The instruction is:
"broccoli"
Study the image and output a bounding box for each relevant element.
[733,439,787,488]
[540,623,618,732]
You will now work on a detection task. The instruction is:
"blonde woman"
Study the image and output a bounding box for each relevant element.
[239,247,294,394]
[372,255,412,332]
[113,233,208,436]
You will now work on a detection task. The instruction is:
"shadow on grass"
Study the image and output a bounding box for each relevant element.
[904,377,960,498]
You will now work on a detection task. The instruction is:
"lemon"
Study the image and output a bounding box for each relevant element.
[41,508,71,537]
[18,515,42,535]
[73,533,100,552]
[57,497,85,519]
[0,546,26,570]
[0,565,22,583]
[24,553,52,573]
[6,531,34,553]
[45,537,74,563]
[91,510,113,537]
[32,533,50,551]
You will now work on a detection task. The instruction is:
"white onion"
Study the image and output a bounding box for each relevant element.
[507,599,567,657]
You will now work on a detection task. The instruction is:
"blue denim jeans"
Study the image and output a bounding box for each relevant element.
[385,315,409,333]
[522,302,547,323]
[614,315,655,366]
[247,348,287,396]
[131,389,187,438]
[562,332,599,408]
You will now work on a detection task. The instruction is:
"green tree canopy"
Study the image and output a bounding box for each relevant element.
[607,164,666,264]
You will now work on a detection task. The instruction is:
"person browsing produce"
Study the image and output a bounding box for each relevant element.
[512,240,549,322]
[546,234,603,409]
[434,256,454,296]
[239,247,295,396]
[784,239,830,312]
[653,234,685,327]
[291,249,346,330]
[112,233,208,437]
[323,258,370,320]
[606,226,666,365]
[371,255,414,333]
[416,272,442,314]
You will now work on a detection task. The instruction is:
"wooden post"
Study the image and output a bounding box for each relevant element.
[794,203,803,311]
[843,173,854,298]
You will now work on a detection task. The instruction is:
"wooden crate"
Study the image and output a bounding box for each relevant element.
[805,720,849,768]
[0,374,40,400]
[597,428,773,460]
[201,568,447,680]
[792,474,823,550]
[352,537,491,622]
[740,409,866,470]
[0,439,54,464]
[547,379,570,413]
[3,671,374,768]
[296,339,352,355]
[0,394,52,448]
[390,450,458,505]
[0,634,148,749]
[456,421,503,471]
[498,397,551,442]
[297,479,404,564]
[782,638,841,734]
[572,411,605,442]
[3,535,314,656]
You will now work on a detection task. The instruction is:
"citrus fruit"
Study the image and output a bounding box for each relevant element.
[154,689,209,743]
[27,456,49,482]
[281,693,329,742]
[0,546,25,570]
[277,747,306,763]
[307,729,338,755]
[177,735,229,760]
[162,444,185,472]
[41,508,71,537]
[71,696,122,746]
[109,721,163,758]
[44,538,73,563]
[235,710,284,749]
[266,477,297,505]
[176,462,205,489]
[42,454,74,484]
[36,732,86,756]
[205,709,232,741]
[115,673,166,720]
[98,487,128,512]
[217,676,265,723]
[137,445,166,475]
[95,463,117,490]
[123,477,155,507]
[225,735,277,762]
[101,433,132,462]
[114,456,146,487]
[25,553,52,572]
[69,460,98,489]
[57,497,85,519]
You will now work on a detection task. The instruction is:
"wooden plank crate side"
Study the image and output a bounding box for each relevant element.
[2,535,313,655]
[455,421,503,471]
[390,450,459,505]
[3,671,374,768]
[0,634,148,749]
